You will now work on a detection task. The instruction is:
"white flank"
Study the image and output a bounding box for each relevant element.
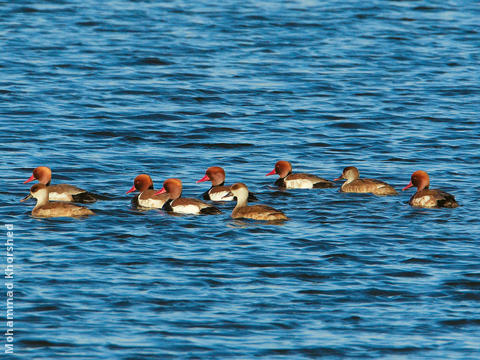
[49,192,72,201]
[286,179,313,189]
[210,191,233,201]
[139,198,164,209]
[172,204,201,214]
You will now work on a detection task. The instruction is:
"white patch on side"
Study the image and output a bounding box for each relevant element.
[139,198,165,209]
[210,191,232,201]
[49,192,72,202]
[172,204,201,214]
[285,179,313,189]
[413,196,434,207]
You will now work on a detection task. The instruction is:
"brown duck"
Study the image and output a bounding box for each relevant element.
[225,183,288,221]
[334,166,397,195]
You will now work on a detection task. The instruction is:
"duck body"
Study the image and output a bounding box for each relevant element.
[134,189,169,209]
[334,166,397,195]
[408,189,458,208]
[127,174,168,209]
[227,183,287,221]
[156,178,221,215]
[232,204,288,221]
[46,184,97,203]
[163,197,222,215]
[202,185,235,201]
[275,173,334,189]
[197,166,257,201]
[32,202,95,218]
[267,161,334,189]
[403,170,458,208]
[22,184,94,218]
[24,166,97,203]
[340,178,397,195]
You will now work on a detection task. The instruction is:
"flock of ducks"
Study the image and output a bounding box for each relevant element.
[21,162,459,220]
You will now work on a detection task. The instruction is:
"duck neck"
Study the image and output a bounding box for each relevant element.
[343,177,355,185]
[34,192,49,208]
[234,194,248,210]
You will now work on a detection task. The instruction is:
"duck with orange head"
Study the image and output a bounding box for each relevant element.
[156,178,221,215]
[266,161,334,189]
[402,170,458,208]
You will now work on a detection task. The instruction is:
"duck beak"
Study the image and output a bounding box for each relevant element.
[222,191,233,199]
[23,175,35,184]
[402,181,413,191]
[196,174,210,183]
[20,193,33,202]
[126,184,136,194]
[266,169,276,176]
[333,175,344,181]
[154,187,166,196]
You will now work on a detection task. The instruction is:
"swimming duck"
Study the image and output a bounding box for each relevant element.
[197,166,257,201]
[155,178,221,215]
[21,184,94,218]
[126,174,169,209]
[334,166,397,195]
[225,183,288,221]
[402,170,458,208]
[266,161,334,189]
[24,166,97,203]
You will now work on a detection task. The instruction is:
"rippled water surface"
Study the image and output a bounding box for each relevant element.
[2,0,480,359]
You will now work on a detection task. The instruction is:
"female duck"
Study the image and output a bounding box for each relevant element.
[126,174,169,209]
[334,166,397,195]
[24,166,97,203]
[225,183,288,221]
[155,178,221,215]
[197,166,257,201]
[21,184,94,218]
[266,161,334,189]
[403,170,458,208]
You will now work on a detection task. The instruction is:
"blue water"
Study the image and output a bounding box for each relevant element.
[2,0,480,358]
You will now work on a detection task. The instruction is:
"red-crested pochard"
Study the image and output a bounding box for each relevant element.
[334,166,398,195]
[266,161,334,189]
[21,184,94,218]
[155,178,221,215]
[196,166,257,201]
[402,170,458,208]
[126,174,169,209]
[225,183,288,221]
[24,166,97,203]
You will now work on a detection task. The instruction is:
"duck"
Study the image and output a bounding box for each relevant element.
[155,178,221,215]
[402,170,458,208]
[266,160,334,189]
[24,166,97,203]
[196,166,257,201]
[333,166,398,195]
[224,183,288,221]
[21,184,94,218]
[126,174,169,209]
